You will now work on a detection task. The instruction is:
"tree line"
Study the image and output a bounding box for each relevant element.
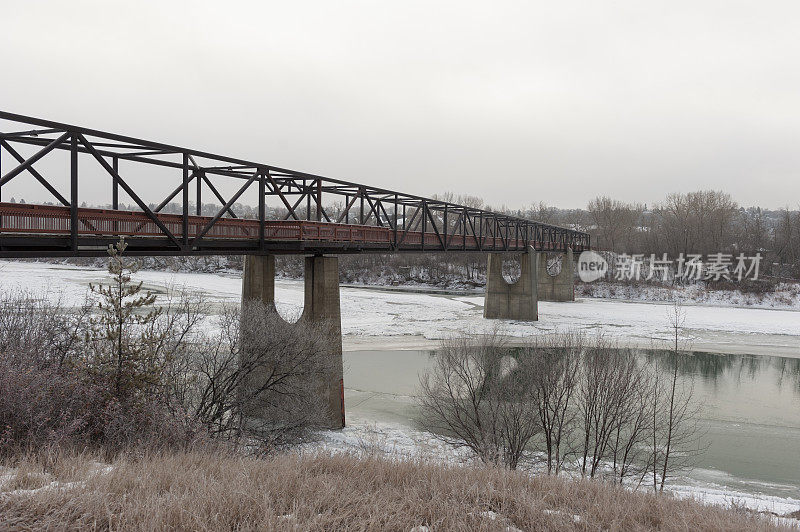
[516,191,800,280]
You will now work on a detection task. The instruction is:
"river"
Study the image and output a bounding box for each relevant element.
[343,348,800,508]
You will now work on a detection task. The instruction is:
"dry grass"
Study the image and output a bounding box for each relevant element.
[0,451,792,531]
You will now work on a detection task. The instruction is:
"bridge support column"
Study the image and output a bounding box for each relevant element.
[241,254,345,430]
[483,246,538,321]
[537,248,575,302]
[301,255,344,429]
[242,254,276,307]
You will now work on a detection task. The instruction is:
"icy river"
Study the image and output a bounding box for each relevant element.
[0,261,798,515]
[343,349,800,513]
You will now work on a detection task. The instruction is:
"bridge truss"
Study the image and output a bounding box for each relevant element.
[0,111,590,257]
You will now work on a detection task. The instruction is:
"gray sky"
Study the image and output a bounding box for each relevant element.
[2,1,799,210]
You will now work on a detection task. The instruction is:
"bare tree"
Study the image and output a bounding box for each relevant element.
[775,207,800,278]
[650,300,703,492]
[525,201,560,225]
[587,196,643,252]
[609,360,656,486]
[526,332,582,474]
[651,190,739,258]
[578,340,648,479]
[418,330,540,469]
[417,328,705,485]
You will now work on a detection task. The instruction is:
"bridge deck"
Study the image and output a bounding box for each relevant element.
[0,202,576,257]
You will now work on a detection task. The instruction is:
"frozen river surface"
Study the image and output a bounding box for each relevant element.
[1,261,798,357]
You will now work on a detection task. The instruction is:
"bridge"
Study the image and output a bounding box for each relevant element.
[0,111,590,428]
[0,111,588,257]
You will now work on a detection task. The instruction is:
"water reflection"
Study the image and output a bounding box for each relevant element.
[344,347,800,499]
[641,350,800,397]
[775,356,800,393]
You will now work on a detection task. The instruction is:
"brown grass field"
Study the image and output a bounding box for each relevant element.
[0,450,794,531]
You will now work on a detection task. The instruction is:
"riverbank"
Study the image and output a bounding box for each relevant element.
[11,258,800,309]
[1,451,794,530]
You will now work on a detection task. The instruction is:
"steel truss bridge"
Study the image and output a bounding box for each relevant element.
[0,111,589,257]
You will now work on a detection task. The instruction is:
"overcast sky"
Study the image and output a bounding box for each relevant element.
[1,1,799,210]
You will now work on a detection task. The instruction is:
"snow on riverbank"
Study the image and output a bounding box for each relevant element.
[577,280,800,310]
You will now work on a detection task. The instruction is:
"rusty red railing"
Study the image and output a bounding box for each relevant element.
[0,202,564,251]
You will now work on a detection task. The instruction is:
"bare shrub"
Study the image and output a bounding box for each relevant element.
[1,236,337,457]
[169,301,336,452]
[0,290,102,455]
[0,336,199,455]
[418,329,702,490]
[418,329,540,469]
[0,250,207,455]
[526,332,663,484]
[0,290,91,369]
[0,361,100,455]
[0,274,327,456]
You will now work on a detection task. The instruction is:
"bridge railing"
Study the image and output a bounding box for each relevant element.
[0,202,402,244]
[0,202,571,251]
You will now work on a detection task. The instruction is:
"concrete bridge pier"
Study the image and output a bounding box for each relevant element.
[483,247,576,321]
[537,247,575,302]
[242,254,276,306]
[241,254,345,429]
[300,255,344,429]
[483,246,539,321]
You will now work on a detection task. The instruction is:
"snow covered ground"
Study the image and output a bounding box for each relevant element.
[1,261,797,357]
